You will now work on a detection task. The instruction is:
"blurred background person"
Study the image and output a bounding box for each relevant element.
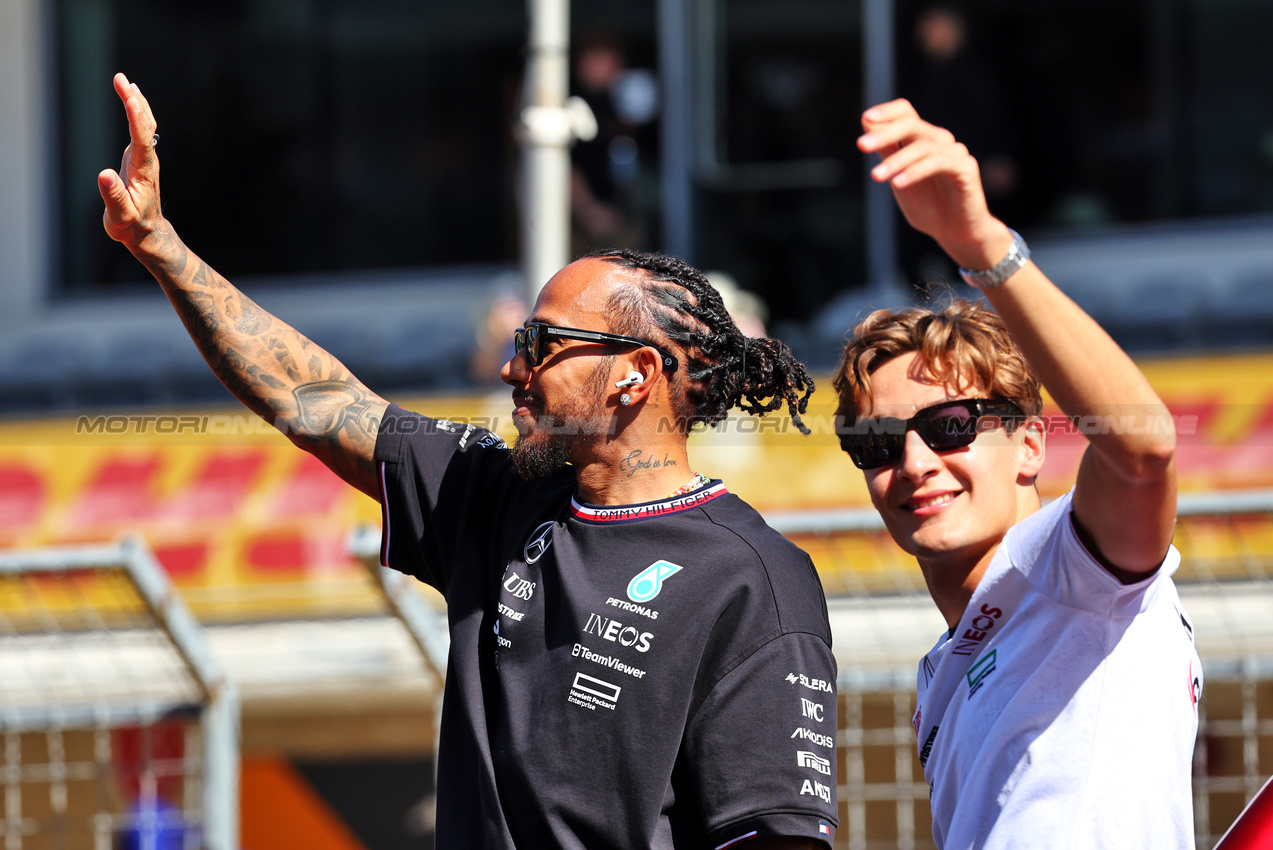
[569,31,659,254]
[469,287,531,388]
[898,4,1020,297]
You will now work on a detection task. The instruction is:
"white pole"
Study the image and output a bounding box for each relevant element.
[520,0,572,301]
[657,0,694,262]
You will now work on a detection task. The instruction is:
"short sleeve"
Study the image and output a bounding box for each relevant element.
[1005,488,1178,614]
[374,404,511,592]
[683,631,840,848]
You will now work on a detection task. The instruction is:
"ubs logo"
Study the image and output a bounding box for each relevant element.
[503,571,536,601]
[524,521,554,565]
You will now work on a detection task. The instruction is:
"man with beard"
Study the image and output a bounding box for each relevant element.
[99,73,839,849]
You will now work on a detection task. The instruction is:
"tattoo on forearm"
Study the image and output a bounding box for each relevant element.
[293,381,380,438]
[137,227,188,279]
[151,242,383,489]
[269,337,303,381]
[174,289,220,337]
[232,297,271,335]
[291,381,384,483]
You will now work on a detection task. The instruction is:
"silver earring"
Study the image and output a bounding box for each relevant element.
[620,393,632,406]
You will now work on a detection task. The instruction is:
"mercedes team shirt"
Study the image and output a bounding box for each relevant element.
[375,404,839,849]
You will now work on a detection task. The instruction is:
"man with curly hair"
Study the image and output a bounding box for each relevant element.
[99,73,837,849]
[835,99,1201,848]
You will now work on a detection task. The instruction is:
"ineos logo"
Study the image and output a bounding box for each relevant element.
[503,571,536,601]
[582,613,653,653]
[524,521,554,564]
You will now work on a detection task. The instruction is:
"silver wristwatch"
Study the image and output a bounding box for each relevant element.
[959,228,1030,289]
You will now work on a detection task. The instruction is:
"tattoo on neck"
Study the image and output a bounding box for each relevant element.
[619,449,678,478]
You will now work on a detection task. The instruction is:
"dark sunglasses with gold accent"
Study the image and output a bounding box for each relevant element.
[513,322,679,372]
[837,398,1026,470]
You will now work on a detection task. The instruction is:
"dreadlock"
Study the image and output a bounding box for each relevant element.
[586,248,814,434]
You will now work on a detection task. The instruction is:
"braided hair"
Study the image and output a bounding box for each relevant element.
[586,248,814,434]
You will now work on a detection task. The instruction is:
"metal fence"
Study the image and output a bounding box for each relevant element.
[0,538,238,850]
[8,487,1262,849]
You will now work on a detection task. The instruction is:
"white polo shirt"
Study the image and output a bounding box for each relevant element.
[914,490,1201,849]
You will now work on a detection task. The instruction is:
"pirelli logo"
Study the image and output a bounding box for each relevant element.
[797,751,832,776]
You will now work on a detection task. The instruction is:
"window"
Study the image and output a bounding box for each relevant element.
[55,0,527,293]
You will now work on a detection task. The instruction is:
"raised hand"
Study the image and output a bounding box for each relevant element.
[97,73,163,250]
[857,98,1012,271]
[91,73,389,499]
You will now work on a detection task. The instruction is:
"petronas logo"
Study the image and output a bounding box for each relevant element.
[626,560,683,603]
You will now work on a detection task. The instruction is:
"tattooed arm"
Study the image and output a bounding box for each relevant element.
[97,73,388,499]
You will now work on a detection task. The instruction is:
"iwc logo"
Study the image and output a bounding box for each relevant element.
[627,560,682,603]
[524,521,554,564]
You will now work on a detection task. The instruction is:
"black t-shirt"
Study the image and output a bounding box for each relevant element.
[375,405,839,848]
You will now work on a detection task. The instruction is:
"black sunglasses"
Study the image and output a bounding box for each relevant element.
[837,398,1026,470]
[513,322,679,372]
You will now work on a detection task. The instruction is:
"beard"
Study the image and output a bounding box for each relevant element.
[510,423,578,479]
[510,358,614,480]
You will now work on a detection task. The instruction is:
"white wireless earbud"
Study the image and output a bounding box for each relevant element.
[615,371,644,388]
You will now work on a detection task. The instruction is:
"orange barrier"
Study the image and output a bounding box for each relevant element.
[240,757,366,850]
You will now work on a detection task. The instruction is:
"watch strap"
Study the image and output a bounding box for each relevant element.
[959,228,1030,290]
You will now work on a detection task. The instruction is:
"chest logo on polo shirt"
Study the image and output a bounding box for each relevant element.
[966,649,998,699]
[951,603,1003,656]
[626,560,683,603]
[524,521,554,564]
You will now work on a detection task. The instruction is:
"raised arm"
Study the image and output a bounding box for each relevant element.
[858,99,1176,580]
[98,73,388,500]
